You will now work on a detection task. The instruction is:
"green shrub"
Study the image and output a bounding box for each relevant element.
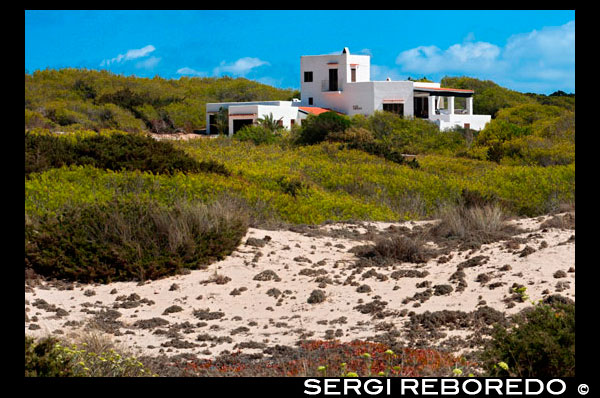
[326,127,375,145]
[25,131,230,177]
[25,335,154,377]
[25,131,78,175]
[25,198,249,283]
[326,126,421,167]
[352,112,468,156]
[472,104,574,166]
[481,300,575,377]
[234,124,279,145]
[297,112,351,145]
[25,336,74,377]
[25,109,57,130]
[275,176,309,197]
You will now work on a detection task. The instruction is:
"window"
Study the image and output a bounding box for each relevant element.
[383,103,404,116]
[290,119,295,126]
[304,71,313,82]
[308,97,313,105]
[351,68,356,82]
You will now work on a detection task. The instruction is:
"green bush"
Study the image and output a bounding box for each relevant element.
[297,112,352,145]
[481,300,575,377]
[234,124,279,145]
[326,127,375,145]
[441,76,537,117]
[25,336,74,377]
[25,109,57,130]
[355,112,468,156]
[25,131,230,177]
[25,198,249,283]
[275,176,309,197]
[25,335,154,377]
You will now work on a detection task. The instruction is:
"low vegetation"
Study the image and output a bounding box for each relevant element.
[25,68,298,133]
[25,198,249,283]
[480,298,575,377]
[25,129,229,177]
[25,334,154,377]
[25,71,575,378]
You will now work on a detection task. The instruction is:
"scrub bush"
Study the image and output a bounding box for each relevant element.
[25,335,154,377]
[25,130,230,177]
[26,139,575,226]
[481,300,575,377]
[234,124,279,145]
[296,112,352,144]
[25,336,74,377]
[25,198,249,283]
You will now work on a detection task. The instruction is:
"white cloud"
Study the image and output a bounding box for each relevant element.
[100,44,156,67]
[176,67,206,76]
[396,42,501,74]
[135,56,161,70]
[212,57,270,76]
[503,20,574,65]
[394,20,575,92]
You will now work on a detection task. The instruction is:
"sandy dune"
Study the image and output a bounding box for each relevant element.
[25,213,575,360]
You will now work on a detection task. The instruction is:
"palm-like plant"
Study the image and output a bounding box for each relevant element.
[257,113,283,132]
[215,107,229,135]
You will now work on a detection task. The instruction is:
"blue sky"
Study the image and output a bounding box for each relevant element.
[25,10,575,94]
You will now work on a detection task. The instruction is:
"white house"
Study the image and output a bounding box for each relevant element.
[206,47,490,135]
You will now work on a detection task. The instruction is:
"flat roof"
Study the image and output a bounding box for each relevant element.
[414,87,474,93]
[414,87,474,97]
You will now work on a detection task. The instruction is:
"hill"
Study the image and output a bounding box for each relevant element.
[25,68,299,133]
[441,76,575,117]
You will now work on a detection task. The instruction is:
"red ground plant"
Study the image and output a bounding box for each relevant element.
[171,340,477,377]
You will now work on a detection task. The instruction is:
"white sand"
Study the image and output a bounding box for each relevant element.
[25,213,575,359]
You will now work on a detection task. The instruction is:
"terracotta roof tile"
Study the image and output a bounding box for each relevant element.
[298,107,345,116]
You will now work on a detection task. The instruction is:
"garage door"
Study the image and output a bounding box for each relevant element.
[233,119,254,134]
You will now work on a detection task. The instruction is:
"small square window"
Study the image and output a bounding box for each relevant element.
[308,97,313,105]
[304,71,313,82]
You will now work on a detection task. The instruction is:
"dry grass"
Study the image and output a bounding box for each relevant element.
[540,212,575,230]
[372,235,428,263]
[431,204,512,241]
[67,328,128,355]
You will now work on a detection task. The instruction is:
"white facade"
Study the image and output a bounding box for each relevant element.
[206,100,301,135]
[206,47,491,134]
